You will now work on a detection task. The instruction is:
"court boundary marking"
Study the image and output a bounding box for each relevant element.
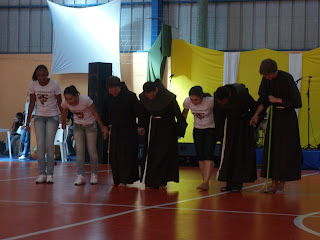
[294,212,320,237]
[0,169,111,182]
[1,172,319,240]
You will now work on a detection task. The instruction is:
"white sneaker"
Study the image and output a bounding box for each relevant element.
[36,175,47,184]
[46,175,54,184]
[90,173,98,185]
[18,155,27,160]
[74,175,85,186]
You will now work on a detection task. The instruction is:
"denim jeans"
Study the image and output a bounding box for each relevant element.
[66,126,75,155]
[73,122,98,176]
[20,129,30,157]
[34,116,59,175]
[5,134,20,152]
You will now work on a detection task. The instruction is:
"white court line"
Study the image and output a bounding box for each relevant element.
[294,212,320,237]
[0,200,143,208]
[0,166,39,171]
[0,162,108,171]
[2,172,319,240]
[158,206,299,217]
[0,170,111,182]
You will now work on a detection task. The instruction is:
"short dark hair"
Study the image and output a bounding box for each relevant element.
[107,76,121,87]
[215,86,229,100]
[143,81,156,93]
[64,85,80,96]
[32,65,49,80]
[259,59,278,75]
[189,86,211,97]
[189,86,203,97]
[16,112,24,118]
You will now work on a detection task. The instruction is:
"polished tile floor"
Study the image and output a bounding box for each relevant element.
[0,160,319,240]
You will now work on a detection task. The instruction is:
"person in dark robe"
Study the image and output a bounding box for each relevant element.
[138,79,187,189]
[250,58,302,194]
[102,76,140,187]
[214,83,258,192]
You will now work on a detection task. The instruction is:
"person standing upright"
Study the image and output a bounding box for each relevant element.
[26,65,62,184]
[250,58,302,193]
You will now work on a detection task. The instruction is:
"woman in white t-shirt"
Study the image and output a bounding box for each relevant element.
[182,86,217,191]
[26,65,63,184]
[61,85,108,185]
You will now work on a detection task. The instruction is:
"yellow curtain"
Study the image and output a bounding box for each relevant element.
[171,39,224,142]
[237,48,289,100]
[171,43,320,146]
[300,48,320,147]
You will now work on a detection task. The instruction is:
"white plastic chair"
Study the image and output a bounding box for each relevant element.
[54,124,68,162]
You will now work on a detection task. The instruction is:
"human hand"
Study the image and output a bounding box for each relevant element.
[26,122,30,132]
[250,115,259,126]
[102,126,109,139]
[268,95,281,104]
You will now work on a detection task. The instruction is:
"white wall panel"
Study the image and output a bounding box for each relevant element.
[131,3,144,51]
[207,4,216,49]
[0,0,320,53]
[40,7,52,52]
[190,4,197,46]
[279,1,292,50]
[8,9,19,52]
[228,2,240,50]
[215,3,227,50]
[266,1,279,49]
[305,0,319,49]
[241,2,253,50]
[292,0,305,49]
[253,1,266,49]
[179,3,192,43]
[143,5,151,50]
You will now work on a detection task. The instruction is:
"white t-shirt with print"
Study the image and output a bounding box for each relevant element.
[183,96,215,129]
[29,79,61,117]
[61,95,96,126]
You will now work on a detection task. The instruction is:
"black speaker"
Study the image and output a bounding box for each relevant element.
[88,62,112,164]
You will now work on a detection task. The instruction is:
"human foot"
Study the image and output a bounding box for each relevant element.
[196,183,209,191]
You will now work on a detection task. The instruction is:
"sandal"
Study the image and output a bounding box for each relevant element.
[221,186,231,192]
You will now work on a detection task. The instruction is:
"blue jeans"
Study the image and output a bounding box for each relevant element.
[5,134,20,152]
[20,130,30,157]
[34,116,59,176]
[73,122,99,176]
[66,126,75,155]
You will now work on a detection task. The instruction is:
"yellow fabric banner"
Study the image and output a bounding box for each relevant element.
[237,48,289,100]
[171,41,320,147]
[300,48,320,148]
[171,39,224,142]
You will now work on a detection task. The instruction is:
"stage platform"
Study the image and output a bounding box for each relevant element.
[178,143,320,170]
[256,148,320,169]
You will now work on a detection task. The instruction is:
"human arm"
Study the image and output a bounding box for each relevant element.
[61,107,69,129]
[56,94,63,114]
[280,76,302,109]
[182,108,189,119]
[173,99,188,137]
[88,103,108,136]
[26,93,36,132]
[250,104,264,126]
